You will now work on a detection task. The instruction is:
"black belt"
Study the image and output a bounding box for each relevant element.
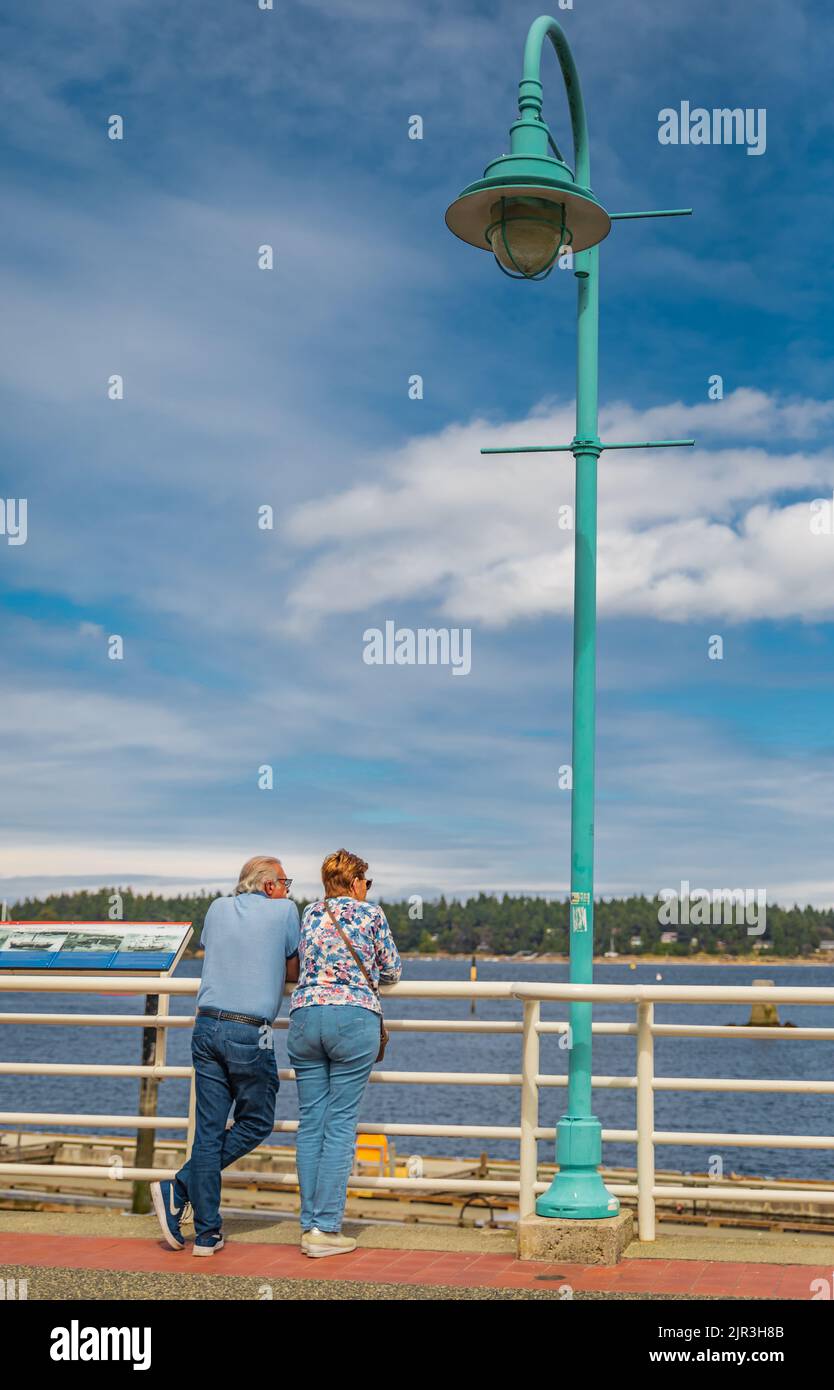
[197,1007,270,1027]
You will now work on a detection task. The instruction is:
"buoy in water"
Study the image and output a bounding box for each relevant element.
[746,979,781,1027]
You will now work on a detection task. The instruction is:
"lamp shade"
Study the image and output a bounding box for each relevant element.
[446,149,610,259]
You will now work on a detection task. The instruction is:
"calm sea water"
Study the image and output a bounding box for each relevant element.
[2,958,834,1182]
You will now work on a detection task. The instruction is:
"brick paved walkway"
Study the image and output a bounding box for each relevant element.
[0,1231,822,1299]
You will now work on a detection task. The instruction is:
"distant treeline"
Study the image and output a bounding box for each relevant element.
[7,887,834,957]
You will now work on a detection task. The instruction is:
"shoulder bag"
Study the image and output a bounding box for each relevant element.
[324,900,389,1063]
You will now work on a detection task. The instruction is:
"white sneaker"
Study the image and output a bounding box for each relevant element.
[304,1227,357,1258]
[192,1233,225,1257]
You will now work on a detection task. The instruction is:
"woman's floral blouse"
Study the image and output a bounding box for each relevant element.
[290,896,402,1016]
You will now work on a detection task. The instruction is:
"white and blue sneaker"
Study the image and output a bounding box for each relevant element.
[151,1179,190,1251]
[193,1232,225,1257]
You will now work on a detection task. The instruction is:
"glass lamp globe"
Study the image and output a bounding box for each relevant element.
[486,198,567,279]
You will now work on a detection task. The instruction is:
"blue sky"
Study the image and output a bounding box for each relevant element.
[2,0,834,906]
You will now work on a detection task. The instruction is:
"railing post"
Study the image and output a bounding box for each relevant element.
[131,992,162,1213]
[154,992,169,1069]
[636,1000,655,1241]
[185,1064,197,1158]
[519,999,541,1217]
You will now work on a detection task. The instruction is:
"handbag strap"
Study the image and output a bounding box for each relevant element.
[323,901,380,998]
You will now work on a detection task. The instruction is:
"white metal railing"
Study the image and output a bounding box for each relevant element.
[2,974,834,1240]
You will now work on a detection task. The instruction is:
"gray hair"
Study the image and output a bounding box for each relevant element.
[234,855,281,895]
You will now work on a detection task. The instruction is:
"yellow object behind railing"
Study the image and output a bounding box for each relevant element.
[355,1133,388,1170]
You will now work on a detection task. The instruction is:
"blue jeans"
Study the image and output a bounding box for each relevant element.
[176,1014,278,1238]
[287,1004,380,1232]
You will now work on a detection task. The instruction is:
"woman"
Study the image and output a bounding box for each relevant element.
[288,848,402,1258]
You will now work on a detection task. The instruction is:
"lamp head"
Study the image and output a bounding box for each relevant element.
[445,50,610,278]
[446,147,610,278]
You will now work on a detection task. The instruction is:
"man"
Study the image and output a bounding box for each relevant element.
[151,856,299,1255]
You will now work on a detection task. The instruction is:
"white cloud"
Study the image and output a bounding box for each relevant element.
[285,389,834,629]
[0,688,205,761]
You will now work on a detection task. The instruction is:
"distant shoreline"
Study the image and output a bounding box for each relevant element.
[183,948,834,967]
[398,952,834,967]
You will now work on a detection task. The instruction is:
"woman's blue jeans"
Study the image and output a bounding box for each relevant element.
[287,1004,380,1233]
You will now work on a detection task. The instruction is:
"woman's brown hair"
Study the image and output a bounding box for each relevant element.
[321,848,368,897]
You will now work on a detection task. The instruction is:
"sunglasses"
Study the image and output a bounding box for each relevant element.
[274,878,293,890]
[356,876,373,891]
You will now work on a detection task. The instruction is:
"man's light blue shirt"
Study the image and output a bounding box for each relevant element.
[196,893,300,1022]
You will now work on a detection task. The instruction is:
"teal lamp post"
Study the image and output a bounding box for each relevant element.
[446,15,693,1219]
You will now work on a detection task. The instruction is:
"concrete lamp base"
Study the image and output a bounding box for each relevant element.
[517,1210,634,1264]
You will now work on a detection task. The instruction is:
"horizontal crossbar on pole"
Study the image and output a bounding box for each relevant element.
[603,439,695,450]
[480,438,695,455]
[481,444,574,453]
[609,208,693,220]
